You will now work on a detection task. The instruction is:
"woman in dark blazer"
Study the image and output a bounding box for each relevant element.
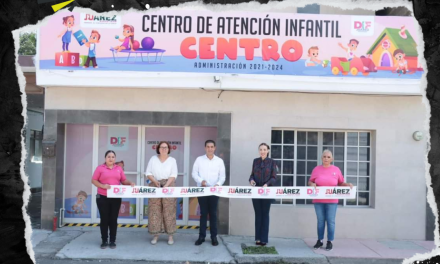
[249,143,278,246]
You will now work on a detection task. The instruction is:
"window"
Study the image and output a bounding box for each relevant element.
[271,129,372,207]
[29,130,42,163]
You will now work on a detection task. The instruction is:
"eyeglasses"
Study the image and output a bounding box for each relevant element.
[323,156,332,158]
[160,147,169,149]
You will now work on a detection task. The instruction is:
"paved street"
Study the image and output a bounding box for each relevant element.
[30,227,436,264]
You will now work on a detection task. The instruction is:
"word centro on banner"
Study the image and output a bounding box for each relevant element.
[108,186,357,199]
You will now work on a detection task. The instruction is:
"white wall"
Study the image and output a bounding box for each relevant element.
[45,87,427,239]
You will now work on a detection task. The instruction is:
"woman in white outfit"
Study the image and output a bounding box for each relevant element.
[145,141,178,245]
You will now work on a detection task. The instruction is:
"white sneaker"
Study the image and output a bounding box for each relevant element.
[151,236,158,245]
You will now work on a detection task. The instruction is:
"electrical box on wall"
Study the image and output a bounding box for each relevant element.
[42,140,56,157]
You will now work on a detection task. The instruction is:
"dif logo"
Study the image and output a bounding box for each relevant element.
[210,187,222,193]
[162,188,175,195]
[113,187,126,195]
[110,137,126,147]
[351,16,374,36]
[354,21,371,31]
[258,188,270,196]
[307,188,319,197]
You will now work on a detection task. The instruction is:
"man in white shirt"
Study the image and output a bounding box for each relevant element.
[192,140,226,246]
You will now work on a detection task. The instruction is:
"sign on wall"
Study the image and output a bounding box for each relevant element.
[108,126,129,151]
[38,10,422,80]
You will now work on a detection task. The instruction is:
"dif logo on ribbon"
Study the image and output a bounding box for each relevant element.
[258,188,270,196]
[210,187,223,194]
[113,187,127,195]
[162,188,175,195]
[307,188,319,197]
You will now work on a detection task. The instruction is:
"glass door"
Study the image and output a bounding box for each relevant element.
[63,124,94,224]
[140,126,188,225]
[93,125,141,224]
[187,127,218,226]
[89,125,218,226]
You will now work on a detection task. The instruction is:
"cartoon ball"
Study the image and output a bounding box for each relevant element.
[132,40,140,50]
[141,37,155,50]
[115,35,119,39]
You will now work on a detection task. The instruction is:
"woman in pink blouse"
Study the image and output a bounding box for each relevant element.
[92,150,135,249]
[308,149,353,251]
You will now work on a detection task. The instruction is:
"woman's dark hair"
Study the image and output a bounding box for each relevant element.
[156,141,171,154]
[205,139,216,147]
[259,143,270,158]
[105,150,116,158]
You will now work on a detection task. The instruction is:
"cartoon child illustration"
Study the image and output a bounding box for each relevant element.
[72,191,88,214]
[58,15,75,52]
[82,30,100,69]
[305,46,322,67]
[393,49,408,75]
[115,160,124,170]
[114,24,135,52]
[338,39,359,61]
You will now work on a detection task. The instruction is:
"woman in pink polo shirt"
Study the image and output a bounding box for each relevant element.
[308,149,353,251]
[92,150,135,249]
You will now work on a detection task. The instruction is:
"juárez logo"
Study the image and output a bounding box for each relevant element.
[276,188,299,195]
[228,188,252,194]
[180,188,204,193]
[132,187,156,194]
[325,188,350,195]
[84,14,117,22]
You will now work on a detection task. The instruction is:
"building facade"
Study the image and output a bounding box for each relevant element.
[36,5,433,240]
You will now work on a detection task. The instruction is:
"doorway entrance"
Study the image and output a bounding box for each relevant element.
[63,124,217,226]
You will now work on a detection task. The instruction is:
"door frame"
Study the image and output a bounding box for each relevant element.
[139,125,190,226]
[91,124,142,224]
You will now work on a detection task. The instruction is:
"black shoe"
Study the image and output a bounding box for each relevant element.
[313,240,323,249]
[326,241,333,251]
[100,240,108,249]
[212,237,219,246]
[195,237,205,246]
[260,242,267,246]
[256,241,261,246]
[109,242,116,249]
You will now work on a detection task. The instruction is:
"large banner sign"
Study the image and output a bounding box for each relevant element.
[38,10,422,80]
[108,186,357,199]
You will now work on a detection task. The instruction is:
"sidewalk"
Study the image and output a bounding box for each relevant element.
[32,227,436,264]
